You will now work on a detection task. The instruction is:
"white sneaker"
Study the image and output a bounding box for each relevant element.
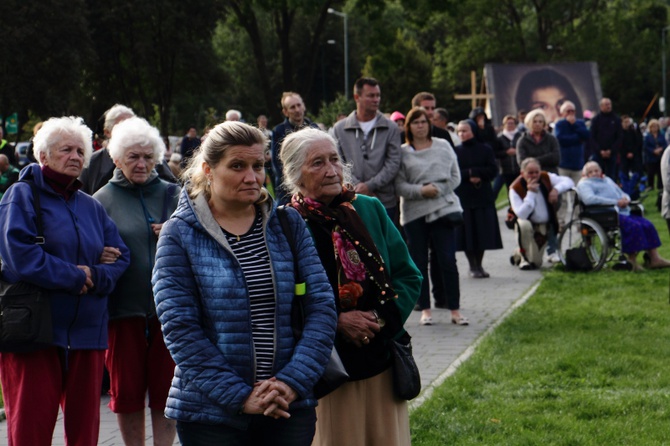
[547,252,561,263]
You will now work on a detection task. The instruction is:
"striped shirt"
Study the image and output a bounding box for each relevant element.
[221,209,276,381]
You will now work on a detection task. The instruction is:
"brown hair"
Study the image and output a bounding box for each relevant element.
[404,107,431,145]
[183,121,269,201]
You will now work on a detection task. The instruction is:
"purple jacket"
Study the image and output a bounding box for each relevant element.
[0,164,129,349]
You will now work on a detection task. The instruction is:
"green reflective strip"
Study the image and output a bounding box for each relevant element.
[295,282,306,296]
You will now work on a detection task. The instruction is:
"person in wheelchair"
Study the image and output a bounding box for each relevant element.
[576,161,670,271]
[509,158,574,270]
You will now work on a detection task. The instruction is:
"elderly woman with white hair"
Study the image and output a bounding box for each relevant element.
[577,160,670,271]
[280,128,421,446]
[79,103,178,195]
[0,116,130,445]
[93,116,180,446]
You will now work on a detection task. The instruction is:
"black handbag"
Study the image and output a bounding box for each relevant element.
[278,207,349,399]
[0,180,52,352]
[389,331,421,400]
[443,211,464,228]
[565,247,593,271]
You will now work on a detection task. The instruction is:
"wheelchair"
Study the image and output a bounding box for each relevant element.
[557,190,642,272]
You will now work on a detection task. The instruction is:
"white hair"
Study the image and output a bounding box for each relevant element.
[279,127,352,196]
[32,116,93,167]
[107,117,166,164]
[225,109,242,121]
[104,104,135,132]
[582,160,601,176]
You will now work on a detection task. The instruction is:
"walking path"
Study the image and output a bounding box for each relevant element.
[1,208,543,445]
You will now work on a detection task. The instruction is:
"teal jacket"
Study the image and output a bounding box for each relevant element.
[351,195,421,325]
[94,169,179,319]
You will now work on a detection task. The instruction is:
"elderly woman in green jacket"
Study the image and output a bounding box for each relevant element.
[280,128,421,446]
[93,117,179,446]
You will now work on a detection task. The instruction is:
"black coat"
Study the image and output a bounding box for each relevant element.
[496,131,522,176]
[454,138,498,208]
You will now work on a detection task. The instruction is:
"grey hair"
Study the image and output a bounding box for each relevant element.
[107,117,165,164]
[104,104,135,132]
[225,109,242,121]
[279,127,353,196]
[183,121,269,201]
[32,116,93,167]
[559,100,576,115]
[520,157,541,172]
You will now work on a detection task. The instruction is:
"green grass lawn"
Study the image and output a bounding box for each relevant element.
[411,190,670,445]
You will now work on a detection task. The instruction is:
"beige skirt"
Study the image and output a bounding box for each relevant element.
[311,367,411,446]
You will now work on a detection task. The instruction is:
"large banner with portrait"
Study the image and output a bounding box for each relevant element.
[485,62,602,126]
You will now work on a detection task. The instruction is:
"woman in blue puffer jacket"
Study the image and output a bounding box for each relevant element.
[152,121,337,446]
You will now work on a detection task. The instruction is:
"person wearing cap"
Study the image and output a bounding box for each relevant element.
[390,111,405,129]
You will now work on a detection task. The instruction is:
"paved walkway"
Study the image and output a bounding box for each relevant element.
[1,208,543,445]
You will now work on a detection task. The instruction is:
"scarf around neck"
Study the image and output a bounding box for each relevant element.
[290,188,397,311]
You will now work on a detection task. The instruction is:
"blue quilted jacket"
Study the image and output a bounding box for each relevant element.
[152,188,337,429]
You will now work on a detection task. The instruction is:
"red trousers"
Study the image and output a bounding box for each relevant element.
[105,316,175,413]
[0,348,105,446]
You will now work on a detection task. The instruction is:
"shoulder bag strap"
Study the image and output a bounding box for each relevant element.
[20,180,45,245]
[161,183,178,223]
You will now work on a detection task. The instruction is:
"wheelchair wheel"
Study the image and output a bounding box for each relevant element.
[558,217,610,271]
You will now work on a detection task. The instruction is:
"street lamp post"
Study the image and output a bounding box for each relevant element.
[328,8,349,100]
[663,26,670,117]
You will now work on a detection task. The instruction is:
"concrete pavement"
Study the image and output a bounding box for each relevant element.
[3,208,542,445]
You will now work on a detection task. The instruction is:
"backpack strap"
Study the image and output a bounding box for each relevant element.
[278,206,308,340]
[277,206,301,283]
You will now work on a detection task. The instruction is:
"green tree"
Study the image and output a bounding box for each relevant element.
[362,29,433,114]
[0,0,93,120]
[85,0,225,135]
[218,0,340,121]
[428,0,668,120]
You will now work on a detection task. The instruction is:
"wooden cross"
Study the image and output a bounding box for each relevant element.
[454,70,494,109]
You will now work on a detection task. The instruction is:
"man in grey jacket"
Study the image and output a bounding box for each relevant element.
[331,77,401,220]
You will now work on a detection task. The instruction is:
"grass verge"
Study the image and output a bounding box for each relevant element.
[411,191,670,445]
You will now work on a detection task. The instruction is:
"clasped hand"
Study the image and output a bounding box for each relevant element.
[421,183,439,198]
[242,377,298,419]
[79,246,123,294]
[338,310,381,348]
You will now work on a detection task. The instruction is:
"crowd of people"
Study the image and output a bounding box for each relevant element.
[1,77,670,446]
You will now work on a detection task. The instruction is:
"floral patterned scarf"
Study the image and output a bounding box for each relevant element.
[290,188,397,311]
